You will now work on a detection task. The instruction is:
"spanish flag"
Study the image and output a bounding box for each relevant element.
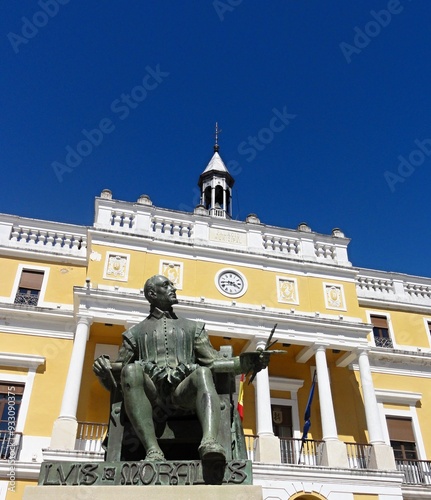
[237,373,245,421]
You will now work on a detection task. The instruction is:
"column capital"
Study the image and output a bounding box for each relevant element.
[255,336,267,350]
[76,315,93,327]
[314,342,330,352]
[355,346,371,355]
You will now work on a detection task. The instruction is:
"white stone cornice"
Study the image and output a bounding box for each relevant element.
[90,226,357,279]
[252,462,404,485]
[0,461,42,480]
[358,297,431,315]
[0,352,45,370]
[269,376,304,393]
[375,389,422,405]
[74,287,371,351]
[369,347,431,365]
[352,363,431,379]
[0,305,75,339]
[42,448,104,463]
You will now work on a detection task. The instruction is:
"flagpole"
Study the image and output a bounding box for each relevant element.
[298,370,317,464]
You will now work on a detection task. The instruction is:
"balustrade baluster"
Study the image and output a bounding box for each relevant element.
[20,228,29,243]
[38,231,47,246]
[46,232,55,246]
[28,231,38,244]
[64,234,72,249]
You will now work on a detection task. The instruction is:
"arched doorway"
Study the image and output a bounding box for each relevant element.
[289,493,328,500]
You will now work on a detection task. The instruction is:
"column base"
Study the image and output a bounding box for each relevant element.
[254,434,281,464]
[49,416,78,450]
[368,443,396,470]
[320,439,349,468]
[24,485,263,500]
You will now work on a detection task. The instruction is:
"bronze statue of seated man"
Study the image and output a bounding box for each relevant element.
[93,274,269,462]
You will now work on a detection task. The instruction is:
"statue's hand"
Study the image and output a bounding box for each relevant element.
[93,355,114,389]
[169,363,197,386]
[239,350,271,375]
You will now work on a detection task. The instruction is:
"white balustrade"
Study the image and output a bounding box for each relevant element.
[356,276,394,294]
[357,272,431,308]
[151,217,193,239]
[405,283,431,299]
[110,211,135,229]
[9,225,87,254]
[315,242,336,260]
[262,234,300,255]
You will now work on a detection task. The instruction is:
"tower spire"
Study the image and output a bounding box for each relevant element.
[198,124,234,219]
[214,122,221,152]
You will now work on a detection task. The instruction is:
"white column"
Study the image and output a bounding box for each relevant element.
[357,348,385,444]
[255,372,273,436]
[314,344,348,467]
[222,188,227,214]
[356,348,396,470]
[314,345,338,440]
[50,316,91,450]
[253,339,281,463]
[59,317,91,418]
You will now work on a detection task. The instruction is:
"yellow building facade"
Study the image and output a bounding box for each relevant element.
[0,149,430,499]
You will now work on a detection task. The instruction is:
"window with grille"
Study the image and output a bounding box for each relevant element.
[370,315,393,348]
[14,269,44,306]
[0,384,24,459]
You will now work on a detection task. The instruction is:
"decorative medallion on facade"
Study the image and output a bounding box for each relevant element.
[324,283,346,310]
[90,250,102,261]
[159,260,183,289]
[103,252,130,282]
[277,277,299,305]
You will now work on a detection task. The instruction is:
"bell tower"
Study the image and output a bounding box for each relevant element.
[198,123,235,219]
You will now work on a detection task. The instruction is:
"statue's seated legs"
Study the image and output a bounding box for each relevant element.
[171,366,225,461]
[121,362,165,461]
[120,363,225,462]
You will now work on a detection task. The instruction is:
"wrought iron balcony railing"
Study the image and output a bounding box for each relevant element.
[280,437,324,465]
[374,336,394,348]
[75,421,108,453]
[0,430,22,460]
[14,291,39,306]
[74,426,431,487]
[345,442,372,469]
[396,459,431,485]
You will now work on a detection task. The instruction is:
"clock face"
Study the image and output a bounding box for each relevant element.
[218,271,244,295]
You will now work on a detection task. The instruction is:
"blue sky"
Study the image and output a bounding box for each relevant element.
[2,1,431,277]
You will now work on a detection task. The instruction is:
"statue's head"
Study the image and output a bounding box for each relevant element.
[144,275,178,310]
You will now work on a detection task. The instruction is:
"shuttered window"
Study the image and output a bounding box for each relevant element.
[370,315,393,348]
[14,269,44,306]
[18,270,44,290]
[371,315,389,338]
[386,417,417,460]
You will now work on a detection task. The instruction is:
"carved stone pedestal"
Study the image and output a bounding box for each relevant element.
[23,484,263,500]
[25,460,260,499]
